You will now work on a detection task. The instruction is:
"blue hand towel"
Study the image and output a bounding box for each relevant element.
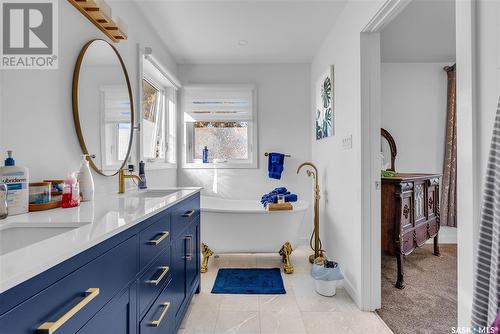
[268,153,285,179]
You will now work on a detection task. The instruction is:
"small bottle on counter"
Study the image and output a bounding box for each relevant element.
[0,183,8,219]
[61,173,80,209]
[138,160,147,189]
[202,146,209,163]
[0,150,29,215]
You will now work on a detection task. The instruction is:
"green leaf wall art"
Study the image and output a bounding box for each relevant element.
[315,66,334,140]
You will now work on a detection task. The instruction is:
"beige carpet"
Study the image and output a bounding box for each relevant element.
[376,244,457,334]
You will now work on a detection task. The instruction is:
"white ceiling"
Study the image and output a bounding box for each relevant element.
[381,0,456,63]
[134,0,348,64]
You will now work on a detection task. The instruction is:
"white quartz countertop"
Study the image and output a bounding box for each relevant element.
[0,188,201,293]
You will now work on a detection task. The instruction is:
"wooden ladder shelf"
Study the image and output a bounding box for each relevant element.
[67,0,127,42]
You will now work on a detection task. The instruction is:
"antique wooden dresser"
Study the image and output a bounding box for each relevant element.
[382,173,441,289]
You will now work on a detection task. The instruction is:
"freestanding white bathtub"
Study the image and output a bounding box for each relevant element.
[200,196,309,273]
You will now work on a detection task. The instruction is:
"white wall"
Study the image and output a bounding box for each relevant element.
[310,0,386,307]
[381,63,451,174]
[0,1,178,193]
[380,0,456,63]
[178,64,312,239]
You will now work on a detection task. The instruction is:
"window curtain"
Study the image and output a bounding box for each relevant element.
[441,64,457,227]
[471,97,500,329]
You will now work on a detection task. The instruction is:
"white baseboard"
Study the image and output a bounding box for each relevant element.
[342,277,362,310]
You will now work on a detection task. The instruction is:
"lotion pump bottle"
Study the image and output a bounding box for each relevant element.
[0,183,8,219]
[78,154,94,201]
[0,151,29,215]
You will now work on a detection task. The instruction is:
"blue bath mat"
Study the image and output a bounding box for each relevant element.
[211,268,286,294]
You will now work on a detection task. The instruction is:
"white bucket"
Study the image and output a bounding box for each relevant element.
[315,279,337,297]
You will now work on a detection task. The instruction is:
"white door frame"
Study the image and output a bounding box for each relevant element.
[359,0,477,325]
[359,0,412,312]
[455,0,478,327]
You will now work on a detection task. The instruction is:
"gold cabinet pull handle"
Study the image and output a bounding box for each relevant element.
[37,288,100,334]
[182,210,195,218]
[148,231,169,245]
[146,266,170,286]
[185,235,193,260]
[150,302,171,327]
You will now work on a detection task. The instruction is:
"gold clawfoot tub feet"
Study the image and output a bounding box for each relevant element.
[201,243,213,273]
[279,242,294,274]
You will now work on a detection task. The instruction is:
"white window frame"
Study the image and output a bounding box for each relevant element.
[182,84,258,169]
[139,52,179,170]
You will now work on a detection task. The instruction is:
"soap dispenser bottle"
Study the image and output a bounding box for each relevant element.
[138,160,147,189]
[78,154,94,201]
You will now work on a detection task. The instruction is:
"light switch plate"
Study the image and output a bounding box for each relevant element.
[342,135,353,150]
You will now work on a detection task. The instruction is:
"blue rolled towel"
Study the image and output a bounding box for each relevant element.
[285,194,298,203]
[261,187,288,204]
[268,153,285,180]
[261,187,295,206]
[262,194,298,207]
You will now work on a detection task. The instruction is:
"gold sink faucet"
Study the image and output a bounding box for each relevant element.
[118,168,142,194]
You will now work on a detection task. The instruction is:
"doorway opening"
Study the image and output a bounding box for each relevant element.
[376,1,457,332]
[359,0,475,332]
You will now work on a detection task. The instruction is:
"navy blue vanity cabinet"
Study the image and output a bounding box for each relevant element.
[76,284,137,334]
[0,236,137,334]
[174,218,201,331]
[139,214,171,271]
[0,192,200,334]
[171,195,200,239]
[137,247,172,317]
[170,198,201,332]
[186,218,201,295]
[139,279,175,334]
[170,234,187,317]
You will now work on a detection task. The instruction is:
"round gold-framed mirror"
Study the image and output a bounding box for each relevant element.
[72,39,134,177]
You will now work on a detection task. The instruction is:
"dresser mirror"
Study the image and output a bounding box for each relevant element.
[72,39,134,176]
[381,128,397,172]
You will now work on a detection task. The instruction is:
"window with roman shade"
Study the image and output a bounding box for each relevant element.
[183,85,258,168]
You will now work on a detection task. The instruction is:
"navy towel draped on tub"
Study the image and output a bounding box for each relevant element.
[268,152,285,179]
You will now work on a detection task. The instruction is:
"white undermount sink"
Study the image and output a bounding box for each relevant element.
[0,223,85,256]
[126,189,179,198]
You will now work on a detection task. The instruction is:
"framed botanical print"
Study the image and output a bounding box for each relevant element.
[315,65,334,140]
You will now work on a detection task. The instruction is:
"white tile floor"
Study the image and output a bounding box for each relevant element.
[179,245,393,334]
